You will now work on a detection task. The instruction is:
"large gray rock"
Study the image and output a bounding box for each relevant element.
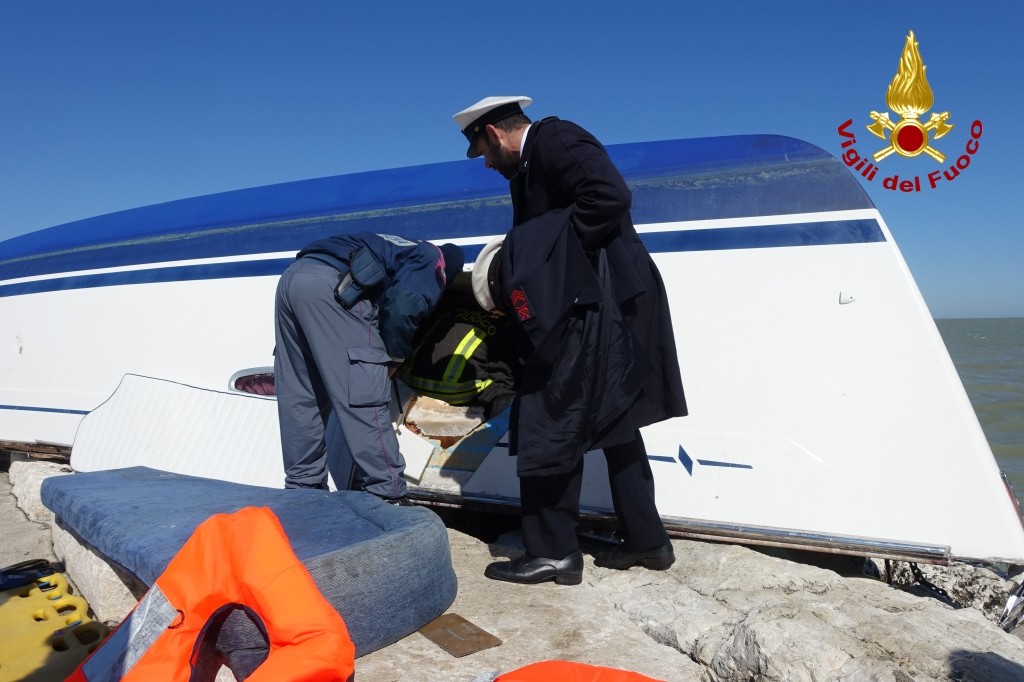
[873,557,1024,624]
[585,541,1024,681]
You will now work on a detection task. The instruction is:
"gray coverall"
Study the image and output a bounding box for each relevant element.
[273,233,462,498]
[274,257,404,496]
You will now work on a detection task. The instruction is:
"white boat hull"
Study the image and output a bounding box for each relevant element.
[3,135,1020,563]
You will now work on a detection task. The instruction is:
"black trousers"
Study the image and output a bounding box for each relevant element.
[519,431,669,559]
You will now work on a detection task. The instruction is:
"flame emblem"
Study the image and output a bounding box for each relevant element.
[867,31,953,162]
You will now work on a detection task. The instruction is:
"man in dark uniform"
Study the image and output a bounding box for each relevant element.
[274,232,463,501]
[453,96,688,585]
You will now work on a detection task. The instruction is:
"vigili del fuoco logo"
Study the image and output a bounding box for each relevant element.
[837,30,982,193]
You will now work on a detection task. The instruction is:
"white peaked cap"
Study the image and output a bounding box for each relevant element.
[453,96,532,158]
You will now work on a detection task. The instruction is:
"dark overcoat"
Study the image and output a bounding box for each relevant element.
[498,207,650,475]
[501,117,688,475]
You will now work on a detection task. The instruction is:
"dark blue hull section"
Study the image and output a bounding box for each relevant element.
[1,135,874,292]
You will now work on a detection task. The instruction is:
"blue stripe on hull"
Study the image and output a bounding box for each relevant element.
[1,135,872,282]
[0,404,91,415]
[643,219,883,253]
[0,258,293,297]
[0,220,883,298]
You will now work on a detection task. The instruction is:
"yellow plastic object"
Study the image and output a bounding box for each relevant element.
[0,572,109,682]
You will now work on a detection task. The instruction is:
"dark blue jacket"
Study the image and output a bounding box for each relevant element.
[299,233,446,361]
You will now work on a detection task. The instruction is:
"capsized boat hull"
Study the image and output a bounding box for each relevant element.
[2,134,1020,563]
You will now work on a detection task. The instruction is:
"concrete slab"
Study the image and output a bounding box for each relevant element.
[0,470,57,569]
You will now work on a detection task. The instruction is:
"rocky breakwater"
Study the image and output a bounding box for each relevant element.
[590,544,1024,681]
[9,460,1024,681]
[356,526,1024,681]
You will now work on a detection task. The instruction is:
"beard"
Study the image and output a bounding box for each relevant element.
[487,141,520,180]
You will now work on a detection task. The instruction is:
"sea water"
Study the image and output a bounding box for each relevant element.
[936,317,1024,496]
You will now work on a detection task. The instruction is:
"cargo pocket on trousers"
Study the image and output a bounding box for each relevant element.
[347,347,391,406]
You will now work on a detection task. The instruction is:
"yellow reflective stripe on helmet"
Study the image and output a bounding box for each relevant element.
[403,326,494,404]
[429,379,492,405]
[402,375,493,404]
[443,327,487,384]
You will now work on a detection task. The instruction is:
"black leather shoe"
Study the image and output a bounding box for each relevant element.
[594,541,675,570]
[484,551,584,585]
[382,496,414,506]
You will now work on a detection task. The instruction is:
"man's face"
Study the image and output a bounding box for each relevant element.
[475,130,519,180]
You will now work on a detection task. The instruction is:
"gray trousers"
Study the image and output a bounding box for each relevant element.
[274,258,406,497]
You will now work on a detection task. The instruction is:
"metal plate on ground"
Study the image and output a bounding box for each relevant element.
[419,613,501,657]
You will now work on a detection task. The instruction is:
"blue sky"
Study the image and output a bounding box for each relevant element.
[1,2,1021,318]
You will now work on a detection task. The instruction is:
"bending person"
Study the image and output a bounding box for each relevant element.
[274,232,463,502]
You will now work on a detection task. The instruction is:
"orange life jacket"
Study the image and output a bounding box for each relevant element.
[68,506,355,681]
[495,660,664,682]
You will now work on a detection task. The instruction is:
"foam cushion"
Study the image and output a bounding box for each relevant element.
[41,466,457,657]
